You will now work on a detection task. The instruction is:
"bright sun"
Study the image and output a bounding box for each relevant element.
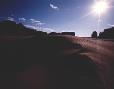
[92,0,109,16]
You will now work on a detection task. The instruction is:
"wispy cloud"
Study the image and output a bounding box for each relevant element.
[35,22,45,26]
[25,25,37,29]
[30,19,45,26]
[25,24,54,33]
[30,19,40,23]
[19,18,26,22]
[7,17,15,21]
[50,3,59,10]
[42,27,54,33]
[108,24,114,27]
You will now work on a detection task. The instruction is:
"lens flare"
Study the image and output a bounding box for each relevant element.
[92,0,109,16]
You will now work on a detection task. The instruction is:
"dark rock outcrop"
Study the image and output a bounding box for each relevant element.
[49,32,75,36]
[0,20,48,36]
[91,31,97,38]
[62,32,75,36]
[99,27,114,39]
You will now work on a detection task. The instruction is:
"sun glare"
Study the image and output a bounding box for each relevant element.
[92,0,109,16]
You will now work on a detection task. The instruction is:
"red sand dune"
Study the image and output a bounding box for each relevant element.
[66,36,114,89]
[0,35,114,89]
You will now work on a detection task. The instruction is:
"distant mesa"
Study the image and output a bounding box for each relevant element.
[98,27,114,39]
[62,32,75,36]
[49,32,75,36]
[91,27,114,39]
[0,20,37,35]
[0,20,75,37]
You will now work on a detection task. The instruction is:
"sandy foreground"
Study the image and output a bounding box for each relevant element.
[0,36,114,89]
[66,36,114,89]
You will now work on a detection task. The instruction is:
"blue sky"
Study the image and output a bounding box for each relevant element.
[0,0,114,36]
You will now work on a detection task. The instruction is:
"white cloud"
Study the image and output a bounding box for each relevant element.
[30,19,45,26]
[42,27,54,33]
[30,19,40,23]
[35,22,45,26]
[25,25,37,29]
[19,18,26,22]
[108,24,114,27]
[7,17,15,21]
[50,3,59,10]
[24,24,55,33]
